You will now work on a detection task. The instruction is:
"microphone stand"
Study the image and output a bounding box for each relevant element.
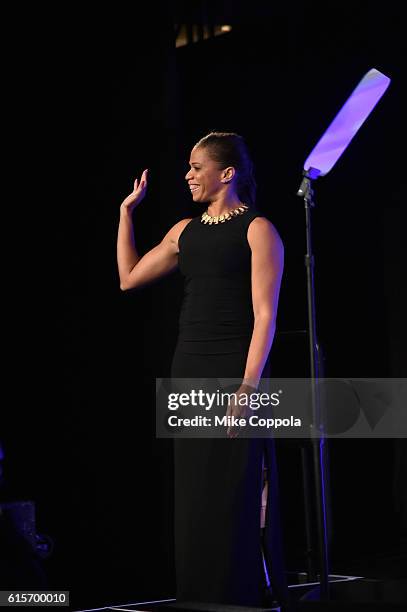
[297,167,331,600]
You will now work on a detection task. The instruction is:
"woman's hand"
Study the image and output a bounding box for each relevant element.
[226,383,257,438]
[120,169,148,214]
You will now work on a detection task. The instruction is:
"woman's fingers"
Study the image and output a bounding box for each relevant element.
[226,398,240,438]
[134,169,148,193]
[225,401,232,418]
[121,171,149,210]
[141,169,148,189]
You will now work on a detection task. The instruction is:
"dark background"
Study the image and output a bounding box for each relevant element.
[1,5,406,610]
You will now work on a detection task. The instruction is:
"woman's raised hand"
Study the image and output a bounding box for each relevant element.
[120,169,148,214]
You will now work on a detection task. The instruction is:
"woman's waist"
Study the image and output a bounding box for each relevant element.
[176,327,252,354]
[179,303,254,327]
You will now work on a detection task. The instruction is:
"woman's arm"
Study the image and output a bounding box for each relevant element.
[118,213,192,291]
[226,216,284,438]
[243,217,284,388]
[117,170,192,290]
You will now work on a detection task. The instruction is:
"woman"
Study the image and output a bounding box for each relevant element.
[117,132,287,607]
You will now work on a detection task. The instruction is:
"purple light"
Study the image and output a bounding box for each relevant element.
[304,68,391,176]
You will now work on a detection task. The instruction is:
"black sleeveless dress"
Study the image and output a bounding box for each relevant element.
[171,208,288,607]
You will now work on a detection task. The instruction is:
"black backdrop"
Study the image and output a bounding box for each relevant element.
[1,7,406,610]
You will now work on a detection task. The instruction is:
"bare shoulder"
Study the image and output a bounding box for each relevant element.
[247,216,284,252]
[164,217,194,249]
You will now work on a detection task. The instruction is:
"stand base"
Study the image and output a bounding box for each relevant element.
[286,573,407,610]
[287,572,363,601]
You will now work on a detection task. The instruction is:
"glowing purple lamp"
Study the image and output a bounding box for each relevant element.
[300,68,391,184]
[296,67,391,600]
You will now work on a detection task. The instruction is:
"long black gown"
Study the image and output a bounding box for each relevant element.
[170,207,288,607]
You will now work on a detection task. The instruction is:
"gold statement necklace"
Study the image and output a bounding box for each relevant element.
[201,203,249,224]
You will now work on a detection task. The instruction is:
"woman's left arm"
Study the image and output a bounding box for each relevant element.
[243,216,284,389]
[226,217,284,437]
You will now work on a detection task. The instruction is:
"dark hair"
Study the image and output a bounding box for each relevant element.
[194,131,257,207]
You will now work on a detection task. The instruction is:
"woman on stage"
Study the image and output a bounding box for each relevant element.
[117,132,287,607]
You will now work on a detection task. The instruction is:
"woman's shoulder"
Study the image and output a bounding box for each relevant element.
[247,213,284,250]
[167,216,199,250]
[176,216,196,229]
[170,215,198,233]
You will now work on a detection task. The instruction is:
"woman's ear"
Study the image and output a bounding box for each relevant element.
[221,166,235,183]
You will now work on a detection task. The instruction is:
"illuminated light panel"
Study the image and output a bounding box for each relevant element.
[304,68,391,176]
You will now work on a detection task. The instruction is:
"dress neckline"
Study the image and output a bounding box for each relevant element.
[200,204,249,225]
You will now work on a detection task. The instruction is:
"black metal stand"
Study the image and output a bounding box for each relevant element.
[297,167,331,600]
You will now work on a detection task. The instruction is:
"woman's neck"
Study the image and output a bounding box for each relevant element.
[206,197,244,217]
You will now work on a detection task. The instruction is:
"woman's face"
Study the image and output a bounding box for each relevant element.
[185,146,224,203]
